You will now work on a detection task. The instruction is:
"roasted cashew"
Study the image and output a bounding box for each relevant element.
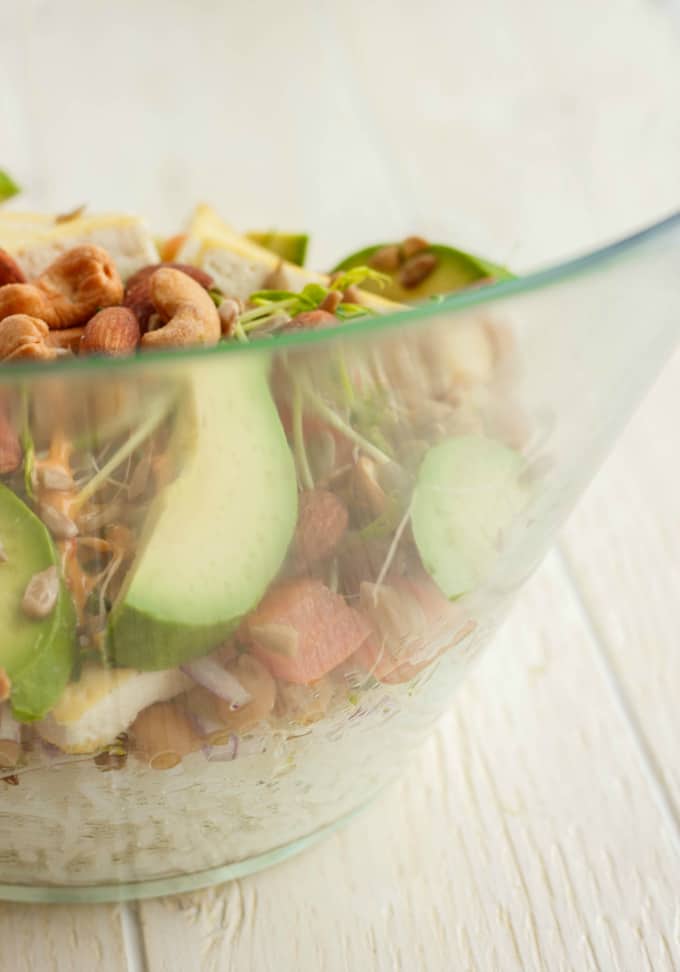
[0,314,57,362]
[131,701,202,770]
[0,245,123,331]
[213,654,277,732]
[37,244,123,329]
[141,267,220,349]
[0,284,51,324]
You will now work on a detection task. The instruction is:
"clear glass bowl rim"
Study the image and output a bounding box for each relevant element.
[3,209,679,382]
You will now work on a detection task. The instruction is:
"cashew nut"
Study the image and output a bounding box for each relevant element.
[0,314,57,362]
[46,326,86,354]
[0,245,123,331]
[213,654,277,732]
[0,284,51,324]
[131,701,202,770]
[37,244,123,329]
[188,655,277,735]
[141,267,220,349]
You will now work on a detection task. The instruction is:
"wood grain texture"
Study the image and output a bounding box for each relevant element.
[561,348,680,815]
[0,902,128,972]
[138,554,680,972]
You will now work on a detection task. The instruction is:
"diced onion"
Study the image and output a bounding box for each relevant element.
[202,735,239,762]
[181,656,252,711]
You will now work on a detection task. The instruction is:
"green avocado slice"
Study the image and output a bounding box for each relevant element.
[0,485,75,721]
[0,170,20,204]
[411,435,527,600]
[332,241,513,302]
[246,231,309,267]
[108,357,298,670]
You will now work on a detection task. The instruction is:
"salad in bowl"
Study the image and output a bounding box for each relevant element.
[0,183,538,898]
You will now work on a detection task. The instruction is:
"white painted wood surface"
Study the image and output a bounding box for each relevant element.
[2,0,680,969]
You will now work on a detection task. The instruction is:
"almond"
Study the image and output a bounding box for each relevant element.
[285,309,338,331]
[399,251,438,289]
[124,263,214,332]
[0,249,26,286]
[81,306,140,356]
[294,489,348,566]
[400,235,430,259]
[368,244,401,272]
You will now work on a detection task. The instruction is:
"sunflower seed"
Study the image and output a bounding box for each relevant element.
[40,503,78,540]
[22,566,59,620]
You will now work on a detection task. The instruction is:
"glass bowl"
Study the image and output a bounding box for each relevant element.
[0,211,679,902]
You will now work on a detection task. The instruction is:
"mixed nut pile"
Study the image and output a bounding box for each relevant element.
[0,244,223,359]
[0,241,400,363]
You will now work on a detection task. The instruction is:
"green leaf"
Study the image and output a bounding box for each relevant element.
[299,282,328,307]
[335,303,374,320]
[331,266,390,292]
[249,289,301,306]
[0,169,20,203]
[248,282,331,322]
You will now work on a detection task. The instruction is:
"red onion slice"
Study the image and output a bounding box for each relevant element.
[202,734,239,762]
[181,656,252,711]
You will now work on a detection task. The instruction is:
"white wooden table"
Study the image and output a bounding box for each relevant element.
[2,0,680,968]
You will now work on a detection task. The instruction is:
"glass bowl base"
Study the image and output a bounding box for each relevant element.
[0,801,371,904]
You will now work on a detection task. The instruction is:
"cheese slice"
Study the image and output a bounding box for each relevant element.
[177,204,401,312]
[35,665,191,754]
[0,212,159,281]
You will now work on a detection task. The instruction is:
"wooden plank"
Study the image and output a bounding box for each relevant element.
[561,348,680,812]
[138,553,680,972]
[0,902,129,972]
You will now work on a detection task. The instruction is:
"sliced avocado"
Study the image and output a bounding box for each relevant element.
[0,170,20,204]
[108,357,298,670]
[0,485,76,721]
[411,435,527,599]
[332,241,513,303]
[246,231,309,267]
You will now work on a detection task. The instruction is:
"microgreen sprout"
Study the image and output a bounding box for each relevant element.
[238,268,381,336]
[72,394,174,511]
[20,388,35,501]
[330,266,390,292]
[291,381,314,491]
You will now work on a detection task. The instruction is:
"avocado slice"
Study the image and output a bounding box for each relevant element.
[0,485,76,721]
[411,435,527,599]
[108,357,298,670]
[246,231,309,267]
[332,241,513,303]
[0,170,20,204]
